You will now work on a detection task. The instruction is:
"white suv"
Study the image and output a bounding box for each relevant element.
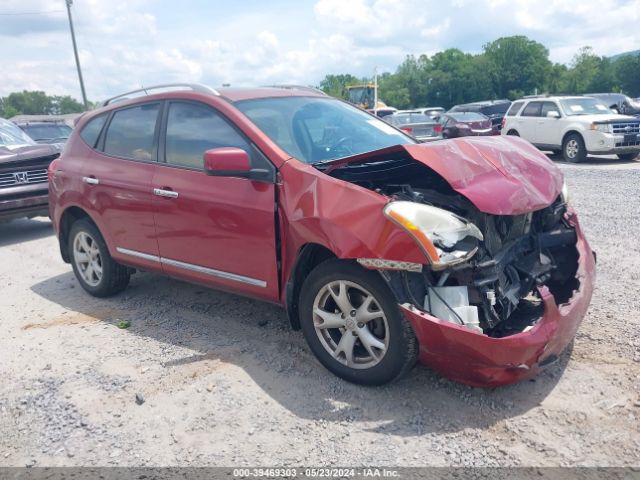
[501,96,640,162]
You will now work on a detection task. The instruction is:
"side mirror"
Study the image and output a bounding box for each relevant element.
[203,147,273,182]
[546,110,561,119]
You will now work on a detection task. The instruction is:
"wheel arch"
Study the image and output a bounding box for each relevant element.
[58,206,99,263]
[562,129,584,147]
[284,243,337,330]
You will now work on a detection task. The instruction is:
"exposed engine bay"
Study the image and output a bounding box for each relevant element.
[321,152,581,338]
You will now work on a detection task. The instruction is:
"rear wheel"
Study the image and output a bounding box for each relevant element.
[506,130,519,136]
[563,133,587,163]
[299,259,418,385]
[617,153,638,161]
[69,219,130,297]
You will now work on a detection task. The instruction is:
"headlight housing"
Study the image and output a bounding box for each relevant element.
[590,122,612,133]
[384,201,483,270]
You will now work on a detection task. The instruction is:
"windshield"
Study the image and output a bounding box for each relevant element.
[21,124,72,141]
[560,98,611,116]
[0,119,36,147]
[235,97,413,164]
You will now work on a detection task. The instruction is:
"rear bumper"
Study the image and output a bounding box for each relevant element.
[400,213,595,387]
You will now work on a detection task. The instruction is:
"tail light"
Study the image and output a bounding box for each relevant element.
[434,124,443,134]
[48,158,61,181]
[400,127,413,134]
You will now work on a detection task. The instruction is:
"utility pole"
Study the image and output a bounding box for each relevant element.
[373,66,378,116]
[65,0,88,109]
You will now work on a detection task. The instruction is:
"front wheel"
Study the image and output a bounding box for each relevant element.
[69,219,130,297]
[563,133,587,163]
[617,153,638,161]
[299,260,418,385]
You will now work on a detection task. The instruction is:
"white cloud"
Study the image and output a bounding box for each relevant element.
[0,0,638,101]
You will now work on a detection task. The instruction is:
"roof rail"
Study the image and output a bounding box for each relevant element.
[266,84,328,96]
[100,83,220,106]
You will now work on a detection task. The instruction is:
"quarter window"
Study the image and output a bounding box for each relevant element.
[164,102,252,169]
[506,101,524,116]
[79,113,108,148]
[521,102,542,117]
[103,103,160,161]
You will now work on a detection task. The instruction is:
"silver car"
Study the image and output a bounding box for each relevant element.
[386,111,442,142]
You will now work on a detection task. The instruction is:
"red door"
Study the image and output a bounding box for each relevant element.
[151,100,279,301]
[83,103,161,271]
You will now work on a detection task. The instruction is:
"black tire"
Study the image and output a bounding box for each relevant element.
[617,153,638,161]
[68,219,130,297]
[299,259,418,386]
[562,133,587,163]
[506,130,519,136]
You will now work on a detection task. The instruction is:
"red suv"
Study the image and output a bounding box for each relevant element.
[49,84,595,387]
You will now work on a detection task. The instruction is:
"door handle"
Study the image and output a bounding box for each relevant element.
[153,188,179,199]
[82,176,99,185]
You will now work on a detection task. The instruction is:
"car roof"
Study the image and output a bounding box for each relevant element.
[99,84,327,107]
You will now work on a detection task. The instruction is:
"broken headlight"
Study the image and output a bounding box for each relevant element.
[384,201,483,270]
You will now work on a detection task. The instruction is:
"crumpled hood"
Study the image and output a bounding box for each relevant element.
[323,136,563,215]
[403,136,563,215]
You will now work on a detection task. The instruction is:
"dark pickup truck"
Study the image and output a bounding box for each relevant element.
[0,118,61,222]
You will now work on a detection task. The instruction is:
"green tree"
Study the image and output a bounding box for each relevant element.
[3,90,52,115]
[318,74,361,99]
[483,36,552,98]
[50,95,85,114]
[614,54,640,97]
[563,47,616,93]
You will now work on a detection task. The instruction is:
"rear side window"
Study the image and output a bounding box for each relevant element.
[103,103,160,161]
[521,102,542,117]
[506,102,524,116]
[164,101,252,169]
[79,114,108,148]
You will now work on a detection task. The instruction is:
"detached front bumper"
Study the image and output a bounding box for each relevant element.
[400,214,596,388]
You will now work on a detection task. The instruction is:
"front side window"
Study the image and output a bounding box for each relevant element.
[235,97,413,164]
[164,102,253,169]
[103,103,160,161]
[540,102,560,117]
[521,102,542,117]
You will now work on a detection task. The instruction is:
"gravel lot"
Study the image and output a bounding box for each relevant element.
[1,156,639,467]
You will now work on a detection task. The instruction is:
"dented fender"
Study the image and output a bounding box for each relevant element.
[277,159,427,292]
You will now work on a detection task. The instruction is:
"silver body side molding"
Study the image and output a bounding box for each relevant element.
[116,247,267,288]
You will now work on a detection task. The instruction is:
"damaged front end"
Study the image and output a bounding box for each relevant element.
[321,138,595,385]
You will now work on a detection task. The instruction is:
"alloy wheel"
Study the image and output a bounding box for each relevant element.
[565,139,579,159]
[73,231,103,287]
[312,280,389,369]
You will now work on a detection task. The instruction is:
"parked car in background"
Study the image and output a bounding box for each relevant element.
[502,95,640,162]
[0,118,61,221]
[367,106,397,119]
[415,107,445,119]
[448,100,511,133]
[584,93,640,116]
[49,83,594,387]
[439,112,494,138]
[13,120,73,144]
[385,111,442,141]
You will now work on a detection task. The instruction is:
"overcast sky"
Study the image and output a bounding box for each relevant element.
[1,0,639,101]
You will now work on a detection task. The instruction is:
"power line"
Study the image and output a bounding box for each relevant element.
[0,10,64,16]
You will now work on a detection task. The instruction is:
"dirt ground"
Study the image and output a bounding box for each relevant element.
[1,156,639,467]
